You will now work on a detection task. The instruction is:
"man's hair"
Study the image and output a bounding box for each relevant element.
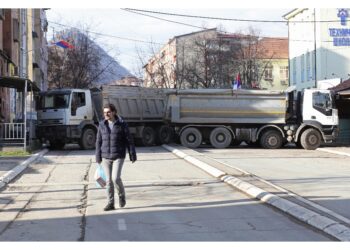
[103,103,117,113]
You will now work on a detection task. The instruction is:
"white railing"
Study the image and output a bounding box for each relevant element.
[0,123,26,148]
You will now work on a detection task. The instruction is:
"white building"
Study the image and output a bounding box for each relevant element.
[284,8,350,90]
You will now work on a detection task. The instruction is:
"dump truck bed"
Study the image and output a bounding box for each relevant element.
[164,89,288,124]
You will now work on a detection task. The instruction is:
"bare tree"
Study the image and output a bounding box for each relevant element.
[48,26,104,89]
[140,41,177,89]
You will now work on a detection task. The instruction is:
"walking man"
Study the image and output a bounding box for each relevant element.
[95,103,137,211]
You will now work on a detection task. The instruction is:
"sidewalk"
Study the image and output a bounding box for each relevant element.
[0,149,48,189]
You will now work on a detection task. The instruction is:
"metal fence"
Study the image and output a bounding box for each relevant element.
[0,123,26,150]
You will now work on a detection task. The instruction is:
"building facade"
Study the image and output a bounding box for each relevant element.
[144,28,289,90]
[284,8,350,90]
[0,8,48,123]
[257,37,289,90]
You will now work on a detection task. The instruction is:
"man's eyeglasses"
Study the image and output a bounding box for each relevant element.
[104,111,112,114]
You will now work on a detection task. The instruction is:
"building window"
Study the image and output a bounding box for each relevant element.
[301,55,305,82]
[306,52,311,81]
[311,51,315,80]
[280,66,288,85]
[292,58,296,84]
[264,64,273,80]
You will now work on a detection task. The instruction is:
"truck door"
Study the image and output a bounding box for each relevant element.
[303,90,337,126]
[70,91,89,125]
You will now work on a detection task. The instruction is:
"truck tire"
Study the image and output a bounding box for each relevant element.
[209,127,232,149]
[300,128,321,150]
[142,126,156,146]
[260,130,283,149]
[180,127,202,148]
[157,125,174,145]
[80,128,96,150]
[49,140,65,150]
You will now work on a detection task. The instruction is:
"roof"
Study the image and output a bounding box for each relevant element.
[257,37,289,59]
[283,8,308,20]
[329,78,350,92]
[174,28,217,40]
[0,76,40,92]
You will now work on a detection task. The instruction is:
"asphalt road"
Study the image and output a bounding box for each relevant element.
[0,146,333,241]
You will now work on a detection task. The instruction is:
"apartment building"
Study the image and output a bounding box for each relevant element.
[0,9,48,123]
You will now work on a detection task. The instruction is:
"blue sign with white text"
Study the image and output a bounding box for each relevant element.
[329,9,349,46]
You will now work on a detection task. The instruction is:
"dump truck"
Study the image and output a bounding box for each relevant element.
[36,85,338,150]
[36,85,173,149]
[163,87,338,150]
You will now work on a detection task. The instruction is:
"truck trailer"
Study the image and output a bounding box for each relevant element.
[36,85,338,150]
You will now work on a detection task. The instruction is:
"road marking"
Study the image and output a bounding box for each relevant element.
[118,219,127,231]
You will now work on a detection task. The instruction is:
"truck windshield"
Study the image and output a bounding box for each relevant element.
[38,93,70,110]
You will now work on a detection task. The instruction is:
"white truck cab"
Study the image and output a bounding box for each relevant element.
[37,89,97,149]
[302,89,338,127]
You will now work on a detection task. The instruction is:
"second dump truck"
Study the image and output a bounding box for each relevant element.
[164,87,338,150]
[36,85,338,150]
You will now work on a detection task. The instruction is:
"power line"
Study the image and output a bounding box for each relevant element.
[122,8,343,24]
[122,8,205,30]
[48,20,165,45]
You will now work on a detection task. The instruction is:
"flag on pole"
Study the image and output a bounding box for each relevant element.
[54,40,74,49]
[232,73,241,90]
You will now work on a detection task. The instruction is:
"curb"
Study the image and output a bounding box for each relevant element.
[317,148,350,157]
[162,144,350,241]
[0,149,49,190]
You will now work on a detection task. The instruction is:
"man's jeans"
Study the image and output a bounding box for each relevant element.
[101,158,125,205]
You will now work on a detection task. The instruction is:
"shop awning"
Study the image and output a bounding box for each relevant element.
[0,76,40,92]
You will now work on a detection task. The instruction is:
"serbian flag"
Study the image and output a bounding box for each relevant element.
[55,40,74,49]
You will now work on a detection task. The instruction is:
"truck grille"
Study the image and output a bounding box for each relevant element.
[39,119,63,125]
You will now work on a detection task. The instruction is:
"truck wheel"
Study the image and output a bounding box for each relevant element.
[80,128,96,150]
[260,130,283,149]
[210,127,232,149]
[142,127,156,146]
[180,127,202,148]
[157,125,174,145]
[300,128,321,150]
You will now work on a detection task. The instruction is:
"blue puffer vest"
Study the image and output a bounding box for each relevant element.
[95,116,136,163]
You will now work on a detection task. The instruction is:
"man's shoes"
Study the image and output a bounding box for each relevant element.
[103,203,115,211]
[119,195,126,208]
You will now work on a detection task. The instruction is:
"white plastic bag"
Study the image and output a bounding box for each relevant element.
[94,164,106,188]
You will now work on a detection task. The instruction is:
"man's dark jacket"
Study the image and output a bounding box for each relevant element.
[95,116,136,163]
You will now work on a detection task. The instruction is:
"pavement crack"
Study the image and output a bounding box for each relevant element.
[77,159,91,241]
